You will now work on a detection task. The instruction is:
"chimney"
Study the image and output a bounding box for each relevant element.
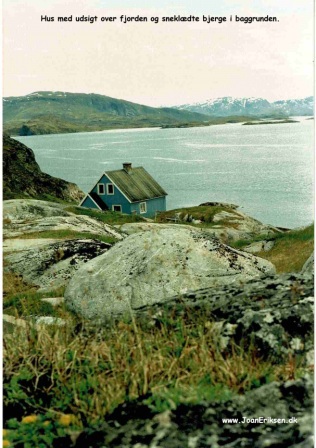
[123,162,132,173]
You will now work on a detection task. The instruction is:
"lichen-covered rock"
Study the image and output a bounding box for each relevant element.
[4,239,112,291]
[243,240,275,253]
[74,374,314,448]
[3,199,71,222]
[3,199,123,240]
[65,227,275,322]
[135,272,314,361]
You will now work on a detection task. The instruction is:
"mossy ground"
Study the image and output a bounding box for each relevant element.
[156,205,240,228]
[232,224,314,273]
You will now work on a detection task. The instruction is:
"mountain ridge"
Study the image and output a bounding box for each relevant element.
[173,95,314,117]
[3,91,210,136]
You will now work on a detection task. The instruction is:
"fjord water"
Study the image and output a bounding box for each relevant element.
[15,119,314,229]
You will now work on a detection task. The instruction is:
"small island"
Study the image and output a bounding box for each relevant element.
[243,119,299,125]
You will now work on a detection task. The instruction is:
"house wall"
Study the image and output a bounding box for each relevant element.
[130,196,166,218]
[91,174,131,213]
[81,195,100,210]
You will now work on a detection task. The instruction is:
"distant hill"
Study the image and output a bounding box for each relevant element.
[3,134,84,202]
[174,96,314,117]
[3,91,210,136]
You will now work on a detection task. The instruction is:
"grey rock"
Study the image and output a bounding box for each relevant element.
[134,272,314,360]
[35,316,66,326]
[4,239,112,291]
[3,199,123,240]
[65,227,275,322]
[243,240,275,253]
[41,297,64,307]
[3,199,72,222]
[301,253,314,274]
[121,208,281,244]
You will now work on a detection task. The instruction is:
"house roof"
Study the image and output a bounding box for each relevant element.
[89,192,109,210]
[105,166,167,202]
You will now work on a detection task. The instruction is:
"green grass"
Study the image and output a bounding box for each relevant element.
[3,286,67,319]
[156,205,237,226]
[232,224,314,273]
[3,315,301,433]
[65,205,145,224]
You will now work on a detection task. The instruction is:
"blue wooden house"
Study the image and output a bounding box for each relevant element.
[79,163,167,218]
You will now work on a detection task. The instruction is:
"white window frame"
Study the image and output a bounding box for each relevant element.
[112,204,122,212]
[139,202,147,214]
[106,183,114,195]
[97,183,105,195]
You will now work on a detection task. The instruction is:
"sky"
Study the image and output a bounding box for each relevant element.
[2,0,314,107]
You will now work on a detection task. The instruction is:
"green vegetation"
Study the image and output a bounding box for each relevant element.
[3,315,301,443]
[156,205,239,227]
[232,224,314,273]
[3,286,67,319]
[65,205,145,224]
[243,119,299,126]
[3,191,76,204]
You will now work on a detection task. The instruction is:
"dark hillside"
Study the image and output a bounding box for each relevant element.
[3,135,84,202]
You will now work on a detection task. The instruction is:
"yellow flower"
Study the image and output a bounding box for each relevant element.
[43,421,51,427]
[3,440,11,447]
[21,415,37,424]
[58,414,75,426]
[2,430,9,437]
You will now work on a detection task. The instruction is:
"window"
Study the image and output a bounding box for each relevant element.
[139,202,147,214]
[107,183,114,195]
[112,205,122,212]
[98,183,105,195]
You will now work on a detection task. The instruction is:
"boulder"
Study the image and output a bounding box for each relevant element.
[4,239,112,291]
[64,227,275,322]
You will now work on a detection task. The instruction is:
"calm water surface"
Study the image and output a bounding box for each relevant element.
[15,118,314,229]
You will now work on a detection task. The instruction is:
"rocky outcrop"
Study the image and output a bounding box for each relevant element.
[134,272,314,361]
[3,199,124,292]
[65,227,275,322]
[3,199,123,240]
[3,199,71,221]
[4,239,112,291]
[74,374,313,448]
[3,135,84,202]
[156,204,282,243]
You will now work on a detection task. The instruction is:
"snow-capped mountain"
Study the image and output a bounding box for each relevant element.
[174,96,314,117]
